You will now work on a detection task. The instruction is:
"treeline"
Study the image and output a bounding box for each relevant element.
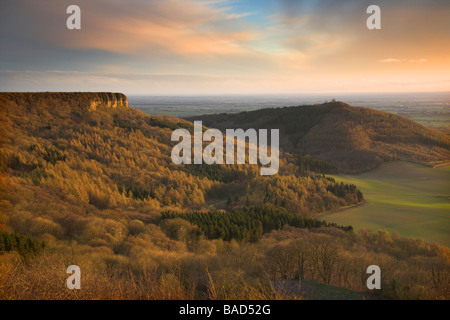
[0,231,45,258]
[183,163,256,183]
[196,101,450,173]
[206,104,329,138]
[114,117,192,135]
[246,174,362,215]
[118,184,155,201]
[196,104,329,152]
[327,182,363,202]
[293,153,338,175]
[145,117,193,132]
[161,207,353,242]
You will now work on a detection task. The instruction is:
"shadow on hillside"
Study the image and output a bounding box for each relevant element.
[273,280,387,300]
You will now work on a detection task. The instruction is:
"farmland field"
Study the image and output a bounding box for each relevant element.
[322,161,450,246]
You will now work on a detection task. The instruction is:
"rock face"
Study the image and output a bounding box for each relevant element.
[87,93,129,110]
[0,92,128,112]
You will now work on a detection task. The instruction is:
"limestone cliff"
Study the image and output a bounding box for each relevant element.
[87,93,128,110]
[0,92,128,113]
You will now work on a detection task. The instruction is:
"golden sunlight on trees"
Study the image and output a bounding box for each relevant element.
[0,93,448,300]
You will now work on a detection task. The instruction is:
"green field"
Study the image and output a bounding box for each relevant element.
[322,161,450,246]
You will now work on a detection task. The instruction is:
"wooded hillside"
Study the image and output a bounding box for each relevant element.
[193,101,450,173]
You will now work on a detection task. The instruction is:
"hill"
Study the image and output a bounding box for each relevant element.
[0,92,362,216]
[0,93,449,300]
[190,101,450,173]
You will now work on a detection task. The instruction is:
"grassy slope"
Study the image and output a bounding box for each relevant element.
[323,161,450,246]
[300,281,376,300]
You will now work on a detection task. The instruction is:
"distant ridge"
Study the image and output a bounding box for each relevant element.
[190,101,450,173]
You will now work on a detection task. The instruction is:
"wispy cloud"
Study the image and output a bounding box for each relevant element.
[225,12,257,19]
[1,0,449,94]
[379,58,427,63]
[0,0,261,57]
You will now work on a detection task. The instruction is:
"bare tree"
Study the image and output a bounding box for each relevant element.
[265,243,295,280]
[290,239,309,281]
[309,237,339,284]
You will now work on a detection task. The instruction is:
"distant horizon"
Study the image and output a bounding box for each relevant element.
[126,91,450,97]
[1,90,449,97]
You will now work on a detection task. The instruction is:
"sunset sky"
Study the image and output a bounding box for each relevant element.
[0,0,449,95]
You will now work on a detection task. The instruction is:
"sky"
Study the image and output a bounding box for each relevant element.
[0,0,449,95]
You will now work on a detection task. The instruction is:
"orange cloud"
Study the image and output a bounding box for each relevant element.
[2,0,449,94]
[54,0,260,57]
[379,58,427,63]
